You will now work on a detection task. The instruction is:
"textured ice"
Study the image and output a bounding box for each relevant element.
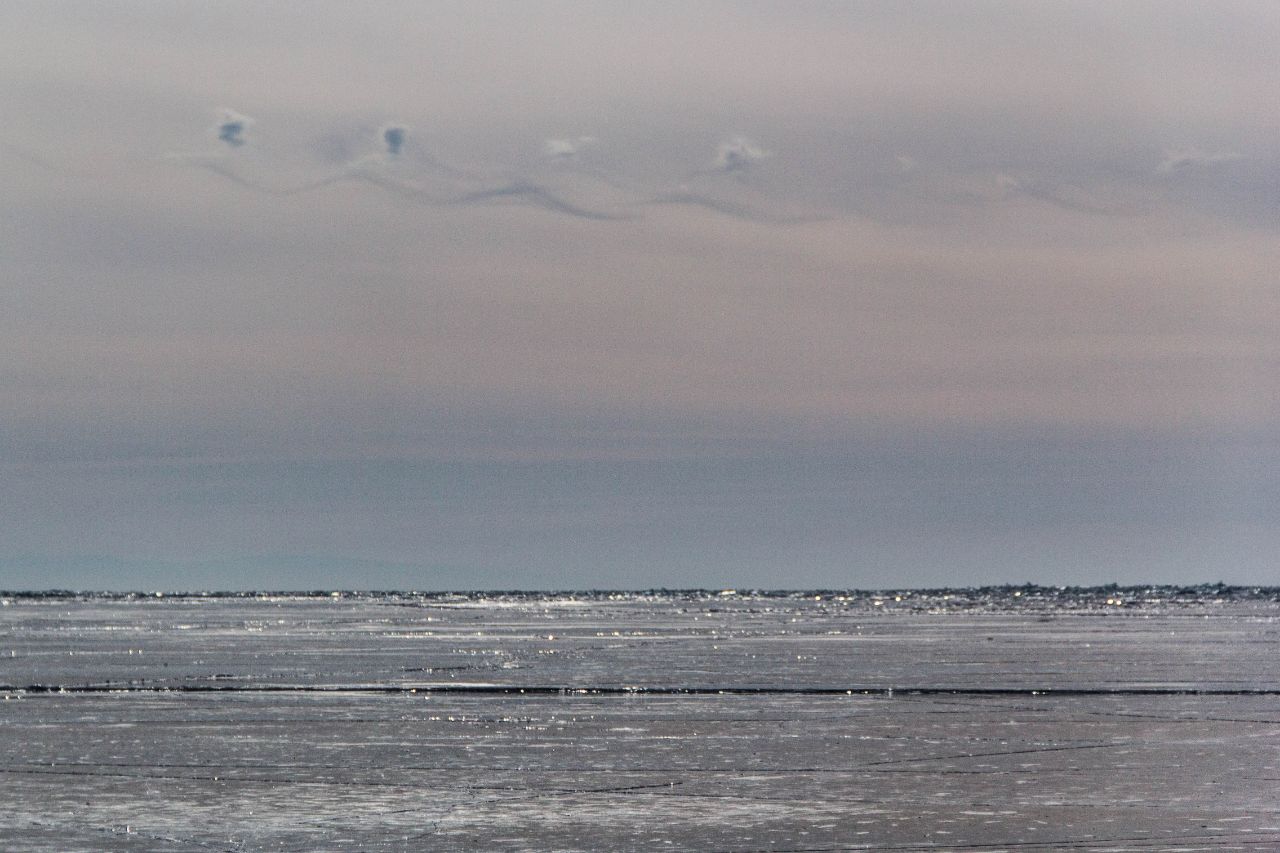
[2,586,1278,850]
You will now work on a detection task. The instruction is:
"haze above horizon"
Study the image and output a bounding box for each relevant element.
[2,1,1277,589]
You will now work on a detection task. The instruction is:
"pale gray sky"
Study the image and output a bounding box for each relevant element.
[2,1,1277,589]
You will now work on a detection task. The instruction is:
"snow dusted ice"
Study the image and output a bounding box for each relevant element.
[2,587,1278,850]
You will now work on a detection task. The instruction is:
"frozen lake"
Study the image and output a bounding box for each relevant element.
[2,587,1278,850]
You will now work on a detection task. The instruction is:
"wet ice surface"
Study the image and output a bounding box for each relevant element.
[2,588,1278,851]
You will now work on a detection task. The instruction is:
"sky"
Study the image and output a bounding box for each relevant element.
[1,1,1277,590]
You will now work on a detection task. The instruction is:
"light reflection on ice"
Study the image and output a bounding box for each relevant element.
[0,586,1278,850]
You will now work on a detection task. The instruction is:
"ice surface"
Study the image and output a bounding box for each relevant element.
[2,587,1278,850]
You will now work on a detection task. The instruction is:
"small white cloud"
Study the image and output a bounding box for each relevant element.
[714,136,770,171]
[543,136,597,159]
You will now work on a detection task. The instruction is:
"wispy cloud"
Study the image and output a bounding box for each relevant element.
[170,115,462,202]
[641,189,823,224]
[1013,178,1147,216]
[1158,147,1241,174]
[448,181,636,221]
[0,137,80,175]
[174,117,819,223]
[174,115,632,220]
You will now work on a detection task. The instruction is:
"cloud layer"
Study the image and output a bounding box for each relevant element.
[2,1,1277,588]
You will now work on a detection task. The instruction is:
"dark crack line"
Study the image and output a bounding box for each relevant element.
[858,741,1119,768]
[0,759,1126,776]
[2,762,692,794]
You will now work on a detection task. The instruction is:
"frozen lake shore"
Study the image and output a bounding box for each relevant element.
[3,588,1278,850]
